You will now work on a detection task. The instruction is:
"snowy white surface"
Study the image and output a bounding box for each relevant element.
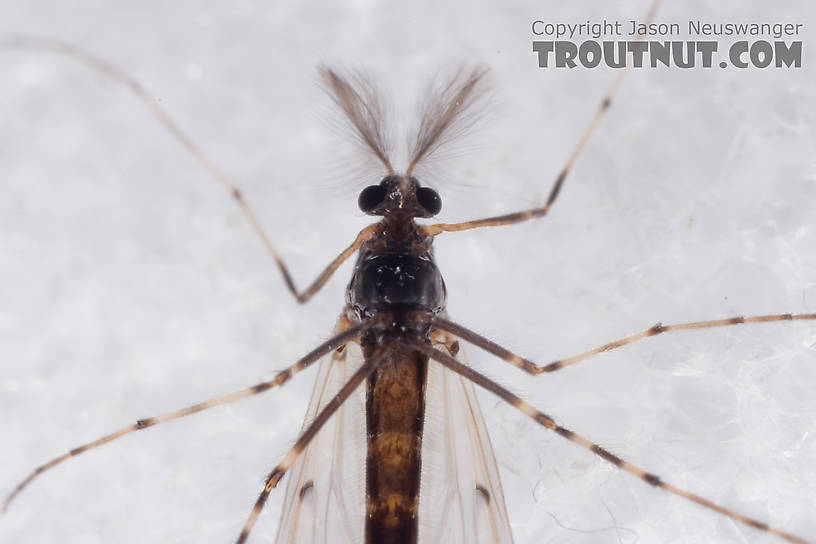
[1,1,816,543]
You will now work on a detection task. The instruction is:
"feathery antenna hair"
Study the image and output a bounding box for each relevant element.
[407,66,489,175]
[319,66,394,174]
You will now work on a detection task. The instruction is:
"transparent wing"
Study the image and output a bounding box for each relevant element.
[276,326,513,544]
[419,335,514,544]
[276,323,368,544]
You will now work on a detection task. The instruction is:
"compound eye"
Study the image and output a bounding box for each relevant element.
[358,184,386,213]
[416,187,441,215]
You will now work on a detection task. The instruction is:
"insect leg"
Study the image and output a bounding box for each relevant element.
[0,35,374,304]
[3,322,368,512]
[415,339,810,544]
[236,354,379,544]
[433,313,816,375]
[419,0,661,238]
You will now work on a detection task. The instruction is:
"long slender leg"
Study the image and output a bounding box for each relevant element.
[0,35,374,304]
[2,322,368,513]
[235,354,380,544]
[433,313,816,375]
[414,339,810,544]
[419,0,661,238]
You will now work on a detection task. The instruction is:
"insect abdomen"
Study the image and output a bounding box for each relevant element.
[364,342,429,544]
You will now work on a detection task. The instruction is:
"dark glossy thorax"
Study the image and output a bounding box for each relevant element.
[346,237,446,323]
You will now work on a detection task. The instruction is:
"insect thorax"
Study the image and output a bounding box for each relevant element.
[346,228,446,324]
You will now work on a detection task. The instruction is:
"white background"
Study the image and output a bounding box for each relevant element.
[1,1,815,543]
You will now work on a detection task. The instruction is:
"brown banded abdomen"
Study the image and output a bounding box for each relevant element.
[364,342,428,544]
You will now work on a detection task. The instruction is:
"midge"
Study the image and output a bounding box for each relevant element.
[2,35,814,544]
